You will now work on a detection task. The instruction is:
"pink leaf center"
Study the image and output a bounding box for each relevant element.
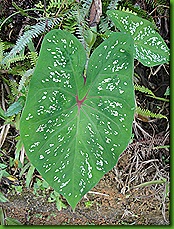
[76,95,87,110]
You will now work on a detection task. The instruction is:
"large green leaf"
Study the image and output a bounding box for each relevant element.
[20,29,135,209]
[107,10,170,67]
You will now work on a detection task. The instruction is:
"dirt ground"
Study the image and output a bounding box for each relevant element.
[1,136,170,225]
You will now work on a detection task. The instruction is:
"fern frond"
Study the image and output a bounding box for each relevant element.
[99,15,113,34]
[136,106,167,120]
[112,0,156,25]
[5,55,26,69]
[70,2,92,48]
[134,84,169,102]
[134,84,155,96]
[7,66,25,77]
[47,0,62,11]
[48,0,75,11]
[35,0,75,16]
[7,80,19,102]
[60,6,78,34]
[144,0,168,8]
[107,0,120,10]
[75,23,87,45]
[18,68,34,92]
[27,51,38,67]
[2,18,61,66]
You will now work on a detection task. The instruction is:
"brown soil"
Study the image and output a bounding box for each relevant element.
[1,136,170,225]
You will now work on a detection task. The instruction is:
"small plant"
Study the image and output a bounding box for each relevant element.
[11,185,23,195]
[0,163,10,179]
[32,177,66,210]
[84,200,93,208]
[20,10,169,210]
[48,190,67,211]
[33,178,50,196]
[0,192,9,203]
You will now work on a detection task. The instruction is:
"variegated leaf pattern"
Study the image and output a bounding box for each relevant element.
[20,30,135,209]
[107,10,170,67]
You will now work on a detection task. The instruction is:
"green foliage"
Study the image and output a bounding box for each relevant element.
[145,0,167,7]
[48,190,67,211]
[0,192,9,203]
[7,80,20,102]
[1,0,93,70]
[27,51,38,67]
[62,17,77,34]
[2,18,61,67]
[19,7,169,209]
[107,0,120,10]
[134,83,155,96]
[99,1,156,42]
[0,163,10,181]
[18,68,35,93]
[33,178,50,195]
[3,55,26,69]
[2,77,19,105]
[3,217,22,225]
[25,164,35,188]
[85,200,93,208]
[69,1,93,52]
[134,83,169,102]
[115,0,155,23]
[0,40,35,106]
[107,10,170,66]
[164,86,170,96]
[20,29,135,209]
[134,83,168,120]
[84,26,97,56]
[35,0,75,17]
[11,185,23,194]
[5,96,26,117]
[32,178,67,211]
[136,106,167,120]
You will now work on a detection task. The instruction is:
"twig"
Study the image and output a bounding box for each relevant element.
[133,120,152,138]
[0,124,10,148]
[132,178,167,189]
[88,191,109,197]
[148,5,169,16]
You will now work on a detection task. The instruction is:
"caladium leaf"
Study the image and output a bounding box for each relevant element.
[20,29,135,210]
[107,10,170,67]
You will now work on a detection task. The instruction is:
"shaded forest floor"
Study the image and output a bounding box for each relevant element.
[1,137,170,225]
